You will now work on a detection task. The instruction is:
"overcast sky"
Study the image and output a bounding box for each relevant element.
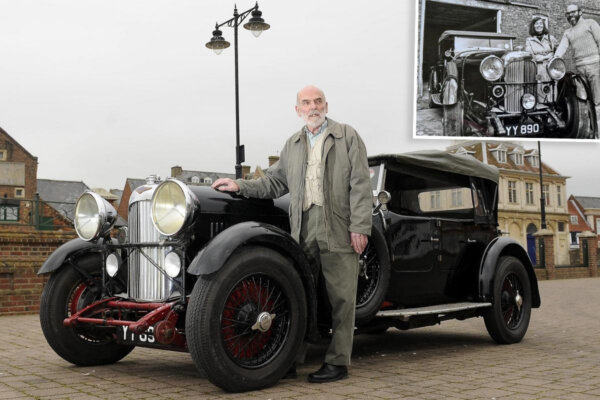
[0,0,597,196]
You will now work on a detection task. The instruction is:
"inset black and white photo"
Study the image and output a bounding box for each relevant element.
[414,0,600,140]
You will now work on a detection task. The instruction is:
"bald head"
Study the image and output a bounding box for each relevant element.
[295,85,328,132]
[296,85,326,105]
[566,4,582,26]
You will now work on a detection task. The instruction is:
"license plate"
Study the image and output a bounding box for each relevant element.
[505,123,541,136]
[118,326,156,344]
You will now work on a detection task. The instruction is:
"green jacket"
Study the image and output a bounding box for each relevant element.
[236,118,372,252]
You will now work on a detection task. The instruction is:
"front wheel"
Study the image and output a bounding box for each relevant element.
[442,101,464,136]
[483,256,532,344]
[186,246,307,392]
[355,241,390,325]
[39,254,134,366]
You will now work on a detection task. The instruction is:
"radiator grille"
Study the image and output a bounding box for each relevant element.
[503,60,537,113]
[128,201,172,301]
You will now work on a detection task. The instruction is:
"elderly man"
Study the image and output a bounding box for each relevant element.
[555,4,600,130]
[211,85,372,383]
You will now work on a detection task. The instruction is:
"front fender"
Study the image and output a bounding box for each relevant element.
[188,221,320,342]
[479,237,541,308]
[37,238,109,275]
[442,77,458,105]
[571,72,589,101]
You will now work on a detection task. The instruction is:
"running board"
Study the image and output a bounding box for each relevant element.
[375,302,491,321]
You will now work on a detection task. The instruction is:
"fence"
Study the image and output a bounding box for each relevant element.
[0,195,75,231]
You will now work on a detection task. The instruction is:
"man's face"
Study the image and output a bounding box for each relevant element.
[565,6,581,26]
[296,88,328,130]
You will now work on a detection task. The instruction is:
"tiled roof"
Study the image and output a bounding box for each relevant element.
[37,179,90,222]
[447,141,561,176]
[573,196,600,210]
[127,178,147,191]
[568,198,593,232]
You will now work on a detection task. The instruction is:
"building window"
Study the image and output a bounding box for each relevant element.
[203,177,213,184]
[556,186,562,207]
[191,176,200,184]
[508,181,518,203]
[542,184,550,206]
[0,202,19,221]
[570,215,578,224]
[597,218,600,234]
[530,156,539,167]
[14,188,24,198]
[0,149,6,161]
[525,183,534,205]
[558,222,565,232]
[494,149,507,163]
[451,189,462,207]
[511,152,524,165]
[430,191,441,209]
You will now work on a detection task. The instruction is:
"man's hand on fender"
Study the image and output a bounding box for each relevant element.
[211,178,240,192]
[350,232,368,254]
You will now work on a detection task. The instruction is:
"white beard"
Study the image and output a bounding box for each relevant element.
[303,110,326,130]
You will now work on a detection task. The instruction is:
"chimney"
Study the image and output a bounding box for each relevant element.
[242,165,251,179]
[268,155,279,167]
[171,165,183,178]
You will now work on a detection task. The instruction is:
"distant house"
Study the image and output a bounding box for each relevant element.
[117,178,148,221]
[0,127,38,226]
[568,195,600,243]
[36,179,90,230]
[567,196,594,248]
[170,166,235,186]
[448,141,570,266]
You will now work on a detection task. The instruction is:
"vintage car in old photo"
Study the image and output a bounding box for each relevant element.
[428,30,597,138]
[38,150,540,392]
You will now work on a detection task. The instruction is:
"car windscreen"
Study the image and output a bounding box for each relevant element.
[454,37,512,52]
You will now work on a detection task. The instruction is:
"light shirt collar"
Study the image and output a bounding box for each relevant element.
[304,119,328,148]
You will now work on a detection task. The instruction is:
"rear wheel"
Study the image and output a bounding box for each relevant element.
[39,254,134,366]
[442,101,464,136]
[186,246,307,392]
[483,256,532,344]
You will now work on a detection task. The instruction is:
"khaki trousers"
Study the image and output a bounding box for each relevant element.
[300,205,359,366]
[577,62,600,132]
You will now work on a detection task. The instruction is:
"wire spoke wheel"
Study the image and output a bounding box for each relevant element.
[356,244,380,307]
[221,274,290,368]
[500,273,524,329]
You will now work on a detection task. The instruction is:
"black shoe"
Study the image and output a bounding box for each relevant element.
[307,363,348,383]
[282,364,297,379]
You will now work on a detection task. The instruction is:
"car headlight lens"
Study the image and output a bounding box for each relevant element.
[151,179,197,236]
[106,253,119,278]
[480,56,504,82]
[521,93,536,110]
[74,191,118,241]
[164,252,182,278]
[547,57,566,80]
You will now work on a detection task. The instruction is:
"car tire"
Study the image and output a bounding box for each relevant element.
[560,90,594,139]
[428,69,440,109]
[186,246,307,393]
[355,240,390,325]
[442,101,464,136]
[483,256,532,344]
[39,254,134,366]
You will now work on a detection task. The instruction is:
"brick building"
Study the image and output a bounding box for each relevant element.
[568,195,600,239]
[417,0,600,95]
[0,127,38,225]
[447,141,570,266]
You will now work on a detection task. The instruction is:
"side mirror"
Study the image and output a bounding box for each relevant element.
[373,191,391,214]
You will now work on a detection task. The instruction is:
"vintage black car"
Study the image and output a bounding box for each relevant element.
[38,150,540,392]
[428,30,597,138]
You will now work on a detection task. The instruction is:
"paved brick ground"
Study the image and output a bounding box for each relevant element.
[1,277,599,399]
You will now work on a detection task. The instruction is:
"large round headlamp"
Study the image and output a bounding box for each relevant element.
[480,56,504,82]
[151,179,198,236]
[106,253,120,278]
[74,191,118,241]
[547,57,566,80]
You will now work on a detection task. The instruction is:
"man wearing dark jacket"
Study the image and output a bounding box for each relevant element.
[212,85,372,383]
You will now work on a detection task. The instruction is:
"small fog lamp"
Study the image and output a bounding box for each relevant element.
[164,252,182,278]
[106,253,120,278]
[521,93,536,110]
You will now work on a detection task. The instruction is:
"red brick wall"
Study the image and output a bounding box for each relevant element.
[0,231,75,315]
[117,183,132,221]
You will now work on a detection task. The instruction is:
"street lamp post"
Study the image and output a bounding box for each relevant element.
[206,3,270,179]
